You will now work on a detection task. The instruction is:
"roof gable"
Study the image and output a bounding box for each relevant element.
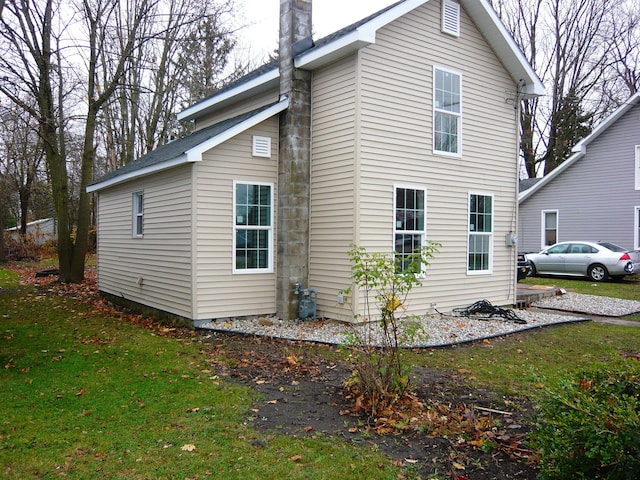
[519,92,640,202]
[180,0,544,122]
[88,100,289,192]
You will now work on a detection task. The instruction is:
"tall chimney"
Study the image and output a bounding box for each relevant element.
[277,0,312,320]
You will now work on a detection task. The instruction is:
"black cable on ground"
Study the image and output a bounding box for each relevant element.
[452,299,526,324]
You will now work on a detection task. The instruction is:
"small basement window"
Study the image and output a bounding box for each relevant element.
[253,136,272,158]
[442,0,460,37]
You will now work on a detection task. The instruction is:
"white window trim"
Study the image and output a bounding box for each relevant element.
[541,209,559,249]
[433,65,463,157]
[635,145,640,190]
[232,180,274,274]
[393,184,428,272]
[132,191,143,238]
[635,206,640,250]
[441,0,460,37]
[467,192,493,275]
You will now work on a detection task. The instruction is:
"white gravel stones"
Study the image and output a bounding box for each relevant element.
[197,307,589,348]
[532,292,640,317]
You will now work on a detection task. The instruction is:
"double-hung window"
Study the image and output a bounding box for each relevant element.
[468,193,493,273]
[635,145,640,190]
[394,186,426,273]
[434,67,461,155]
[542,210,558,247]
[234,181,273,273]
[132,191,144,238]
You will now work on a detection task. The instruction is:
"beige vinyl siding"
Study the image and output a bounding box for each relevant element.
[194,89,279,131]
[96,167,194,318]
[309,55,358,322]
[192,117,279,319]
[352,1,519,315]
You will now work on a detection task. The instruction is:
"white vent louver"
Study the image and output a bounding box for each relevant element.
[442,0,460,37]
[252,136,271,158]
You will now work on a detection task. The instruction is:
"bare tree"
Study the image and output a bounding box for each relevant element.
[99,0,240,172]
[0,101,46,234]
[0,0,157,282]
[490,0,636,178]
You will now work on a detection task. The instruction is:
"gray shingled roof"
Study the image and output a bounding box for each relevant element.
[90,103,278,187]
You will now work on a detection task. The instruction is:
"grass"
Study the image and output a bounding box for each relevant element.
[0,273,401,479]
[417,274,640,397]
[2,260,639,477]
[416,322,640,397]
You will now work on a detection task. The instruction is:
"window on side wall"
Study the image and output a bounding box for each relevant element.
[468,193,493,273]
[132,191,144,238]
[434,67,462,155]
[394,186,426,273]
[542,210,558,247]
[635,206,640,250]
[635,145,640,190]
[234,181,273,273]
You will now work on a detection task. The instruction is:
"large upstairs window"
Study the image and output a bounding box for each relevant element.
[434,67,462,155]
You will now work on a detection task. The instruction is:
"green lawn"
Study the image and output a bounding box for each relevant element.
[2,263,639,478]
[0,274,400,479]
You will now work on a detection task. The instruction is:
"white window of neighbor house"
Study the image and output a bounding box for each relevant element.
[233,181,273,273]
[468,193,493,274]
[442,0,460,36]
[542,210,558,248]
[635,145,640,190]
[434,67,462,156]
[394,186,427,273]
[132,191,144,238]
[635,206,640,250]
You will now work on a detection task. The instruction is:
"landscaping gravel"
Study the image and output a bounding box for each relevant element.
[531,292,640,317]
[197,306,588,348]
[197,293,640,348]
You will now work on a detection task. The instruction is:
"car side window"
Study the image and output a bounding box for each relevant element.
[547,244,569,254]
[569,244,590,254]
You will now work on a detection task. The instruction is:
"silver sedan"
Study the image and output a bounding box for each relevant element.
[525,241,640,281]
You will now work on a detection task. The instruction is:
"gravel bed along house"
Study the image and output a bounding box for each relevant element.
[197,309,585,347]
[197,293,640,347]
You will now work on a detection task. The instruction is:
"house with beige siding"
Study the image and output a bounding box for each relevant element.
[88,0,543,325]
[518,92,640,254]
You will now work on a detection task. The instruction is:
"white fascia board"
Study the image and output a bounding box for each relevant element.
[86,155,188,193]
[295,0,429,70]
[185,99,289,162]
[177,68,279,122]
[462,0,544,97]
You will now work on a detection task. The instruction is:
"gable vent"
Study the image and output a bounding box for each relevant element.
[252,136,271,158]
[442,0,460,37]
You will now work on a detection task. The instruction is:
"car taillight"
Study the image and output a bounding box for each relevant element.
[619,253,631,261]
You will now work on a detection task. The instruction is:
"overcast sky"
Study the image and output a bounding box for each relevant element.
[235,0,396,62]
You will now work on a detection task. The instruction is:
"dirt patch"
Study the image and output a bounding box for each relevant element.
[198,330,538,480]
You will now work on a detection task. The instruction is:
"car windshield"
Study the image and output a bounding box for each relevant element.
[598,242,626,252]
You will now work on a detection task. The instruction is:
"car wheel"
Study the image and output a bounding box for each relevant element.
[587,264,608,282]
[528,262,537,277]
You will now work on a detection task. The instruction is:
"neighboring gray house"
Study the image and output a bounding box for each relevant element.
[88,0,543,324]
[518,92,640,253]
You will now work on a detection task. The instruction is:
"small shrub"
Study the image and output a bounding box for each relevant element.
[530,361,640,479]
[341,243,440,417]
